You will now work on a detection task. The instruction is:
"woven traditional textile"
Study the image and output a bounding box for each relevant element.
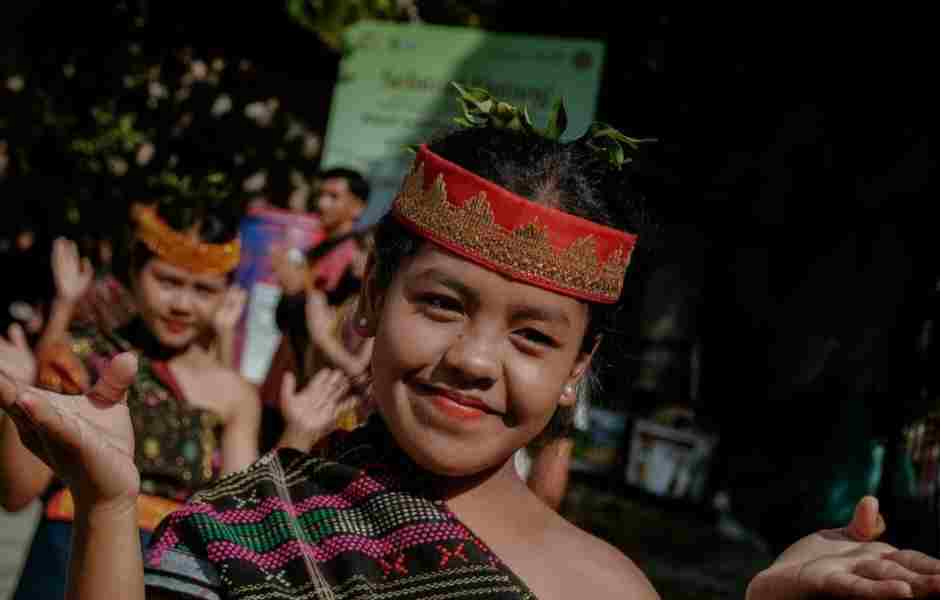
[145,419,537,599]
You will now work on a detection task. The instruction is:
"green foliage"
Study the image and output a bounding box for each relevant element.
[1,3,324,235]
[451,82,654,170]
[285,0,408,51]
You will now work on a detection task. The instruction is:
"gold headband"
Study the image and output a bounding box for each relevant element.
[133,206,241,275]
[393,147,636,303]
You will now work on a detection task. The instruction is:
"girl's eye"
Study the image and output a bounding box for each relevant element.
[418,294,462,313]
[196,286,221,297]
[515,328,558,348]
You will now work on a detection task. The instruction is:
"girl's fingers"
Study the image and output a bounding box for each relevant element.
[854,558,923,586]
[326,369,345,387]
[0,371,22,411]
[5,402,48,458]
[81,257,94,284]
[886,550,940,576]
[310,369,331,387]
[280,372,297,406]
[16,389,82,454]
[8,323,29,351]
[822,570,912,599]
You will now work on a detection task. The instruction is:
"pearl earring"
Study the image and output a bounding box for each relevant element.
[353,316,369,336]
[563,384,574,397]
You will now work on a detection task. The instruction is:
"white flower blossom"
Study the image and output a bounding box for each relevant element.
[286,121,304,140]
[148,81,168,99]
[107,156,129,176]
[244,101,275,127]
[303,133,321,159]
[243,171,267,192]
[211,94,233,117]
[6,76,25,93]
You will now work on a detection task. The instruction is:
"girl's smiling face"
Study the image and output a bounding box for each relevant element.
[133,258,227,349]
[368,243,596,477]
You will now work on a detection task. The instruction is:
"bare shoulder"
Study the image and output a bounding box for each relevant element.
[549,514,660,600]
[204,363,259,415]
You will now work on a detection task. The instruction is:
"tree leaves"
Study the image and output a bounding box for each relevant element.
[284,0,408,52]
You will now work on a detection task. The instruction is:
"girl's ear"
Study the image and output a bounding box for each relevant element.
[354,254,383,337]
[559,335,601,408]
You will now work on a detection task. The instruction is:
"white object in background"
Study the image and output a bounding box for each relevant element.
[239,282,283,384]
[625,418,717,501]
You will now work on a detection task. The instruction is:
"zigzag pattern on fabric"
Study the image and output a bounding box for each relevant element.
[146,420,537,599]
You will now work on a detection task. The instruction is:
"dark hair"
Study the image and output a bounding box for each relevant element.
[319,167,370,204]
[113,198,242,286]
[371,126,651,442]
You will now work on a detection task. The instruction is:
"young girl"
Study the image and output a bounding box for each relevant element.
[0,201,344,598]
[2,92,940,600]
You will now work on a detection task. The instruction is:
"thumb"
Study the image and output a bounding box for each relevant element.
[8,323,29,351]
[280,372,296,408]
[88,352,138,406]
[81,257,94,280]
[845,495,887,541]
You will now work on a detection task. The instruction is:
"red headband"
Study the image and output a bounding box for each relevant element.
[392,145,637,304]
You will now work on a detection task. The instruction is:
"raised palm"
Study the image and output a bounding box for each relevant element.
[748,497,940,599]
[0,353,139,508]
[279,368,354,451]
[53,237,94,304]
[213,285,248,334]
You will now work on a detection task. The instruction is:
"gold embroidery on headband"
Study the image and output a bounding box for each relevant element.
[134,207,241,275]
[395,163,629,301]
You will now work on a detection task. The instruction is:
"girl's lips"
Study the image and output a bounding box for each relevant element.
[411,381,503,420]
[430,395,487,420]
[163,319,189,334]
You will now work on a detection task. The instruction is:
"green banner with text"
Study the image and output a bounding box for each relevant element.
[320,21,606,225]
